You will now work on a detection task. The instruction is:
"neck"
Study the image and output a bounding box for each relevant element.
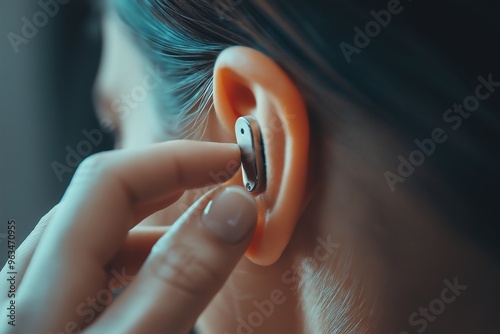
[197,254,305,333]
[302,129,500,333]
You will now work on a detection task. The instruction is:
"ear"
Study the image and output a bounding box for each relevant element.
[213,46,310,265]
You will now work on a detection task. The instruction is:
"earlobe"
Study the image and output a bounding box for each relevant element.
[213,46,310,265]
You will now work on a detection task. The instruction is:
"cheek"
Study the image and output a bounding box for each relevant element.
[194,109,235,143]
[95,11,161,148]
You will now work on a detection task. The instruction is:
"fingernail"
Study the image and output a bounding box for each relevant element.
[202,187,258,244]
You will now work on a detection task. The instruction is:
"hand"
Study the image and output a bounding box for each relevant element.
[1,140,258,334]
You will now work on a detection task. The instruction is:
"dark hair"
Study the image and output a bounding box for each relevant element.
[114,0,500,256]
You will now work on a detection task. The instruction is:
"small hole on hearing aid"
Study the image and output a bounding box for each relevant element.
[241,128,245,135]
[246,183,251,191]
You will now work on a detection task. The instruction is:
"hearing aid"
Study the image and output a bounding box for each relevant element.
[235,116,266,193]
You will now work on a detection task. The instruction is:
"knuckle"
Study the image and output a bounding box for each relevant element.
[147,243,220,297]
[80,151,111,171]
[73,152,115,182]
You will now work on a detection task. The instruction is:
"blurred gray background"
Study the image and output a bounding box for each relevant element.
[0,1,111,264]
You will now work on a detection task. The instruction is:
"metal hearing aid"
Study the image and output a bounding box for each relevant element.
[235,116,266,193]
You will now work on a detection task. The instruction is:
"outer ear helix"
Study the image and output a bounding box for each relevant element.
[213,46,310,264]
[235,116,266,193]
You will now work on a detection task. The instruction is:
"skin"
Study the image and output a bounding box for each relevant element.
[3,6,500,334]
[0,140,258,333]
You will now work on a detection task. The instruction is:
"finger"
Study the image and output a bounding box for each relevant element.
[0,205,58,296]
[15,141,240,333]
[132,190,184,222]
[86,186,257,334]
[106,226,170,280]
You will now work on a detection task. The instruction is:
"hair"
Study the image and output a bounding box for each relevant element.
[113,0,499,244]
[112,0,500,329]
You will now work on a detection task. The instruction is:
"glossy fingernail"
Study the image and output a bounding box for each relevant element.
[202,186,258,244]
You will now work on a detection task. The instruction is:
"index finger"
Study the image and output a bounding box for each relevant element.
[15,140,241,333]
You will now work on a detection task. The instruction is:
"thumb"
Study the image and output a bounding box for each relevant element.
[87,186,257,334]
